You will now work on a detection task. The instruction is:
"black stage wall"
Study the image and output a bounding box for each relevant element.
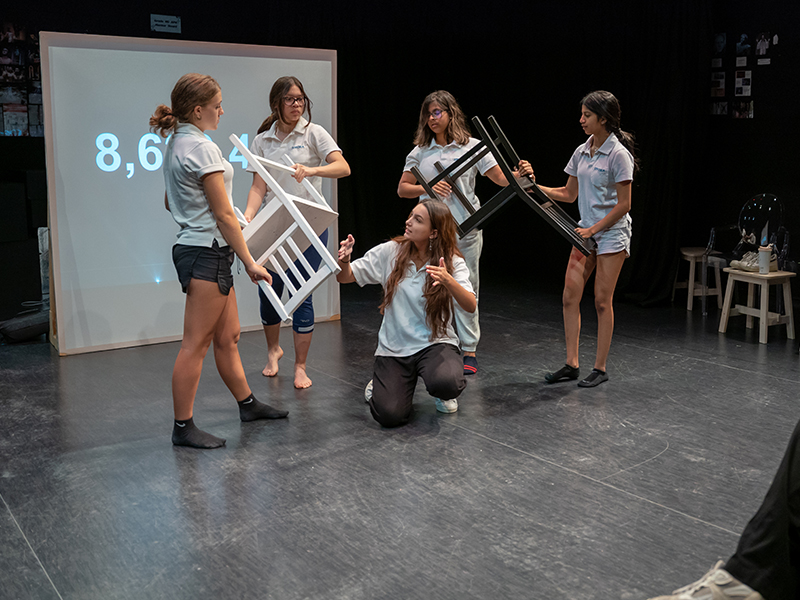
[1,0,797,321]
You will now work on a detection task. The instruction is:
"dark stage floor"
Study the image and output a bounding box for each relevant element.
[2,280,798,599]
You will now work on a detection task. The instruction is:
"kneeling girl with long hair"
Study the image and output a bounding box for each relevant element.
[336,200,476,427]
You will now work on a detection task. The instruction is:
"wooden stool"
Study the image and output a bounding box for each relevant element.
[672,247,724,310]
[718,268,795,344]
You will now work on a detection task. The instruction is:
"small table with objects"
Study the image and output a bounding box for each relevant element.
[718,268,795,344]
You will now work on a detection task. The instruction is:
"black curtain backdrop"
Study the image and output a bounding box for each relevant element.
[5,0,798,313]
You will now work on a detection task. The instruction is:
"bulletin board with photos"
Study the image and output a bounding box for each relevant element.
[710,30,778,119]
[0,20,42,137]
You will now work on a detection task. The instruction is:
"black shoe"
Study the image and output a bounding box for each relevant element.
[577,369,608,388]
[545,364,579,383]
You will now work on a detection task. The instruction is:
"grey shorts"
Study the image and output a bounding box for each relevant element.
[172,240,234,295]
[593,226,631,256]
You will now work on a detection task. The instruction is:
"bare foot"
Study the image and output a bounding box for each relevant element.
[294,365,312,389]
[262,347,284,377]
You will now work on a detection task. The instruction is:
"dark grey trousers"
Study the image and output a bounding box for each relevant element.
[370,343,465,428]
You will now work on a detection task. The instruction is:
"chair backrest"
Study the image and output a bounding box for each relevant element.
[229,134,340,322]
[738,193,783,247]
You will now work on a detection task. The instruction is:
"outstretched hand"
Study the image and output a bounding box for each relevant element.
[426,257,452,287]
[338,234,355,262]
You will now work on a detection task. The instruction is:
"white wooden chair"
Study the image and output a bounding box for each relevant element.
[229,134,340,323]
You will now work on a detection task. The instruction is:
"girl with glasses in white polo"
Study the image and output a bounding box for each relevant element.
[397,90,530,377]
[244,76,350,389]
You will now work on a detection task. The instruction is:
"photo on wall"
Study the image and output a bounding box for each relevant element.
[711,101,728,116]
[711,71,725,97]
[736,33,751,55]
[0,64,24,82]
[733,100,753,119]
[3,102,28,134]
[0,84,25,103]
[756,32,770,56]
[735,70,752,96]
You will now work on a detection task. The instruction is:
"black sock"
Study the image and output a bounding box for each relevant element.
[592,368,606,375]
[237,394,289,422]
[172,417,226,449]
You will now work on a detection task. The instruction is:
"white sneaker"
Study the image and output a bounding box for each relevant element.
[730,251,757,270]
[647,561,764,600]
[739,252,778,273]
[364,380,372,404]
[435,398,458,413]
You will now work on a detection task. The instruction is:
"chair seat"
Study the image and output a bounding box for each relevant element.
[673,247,724,311]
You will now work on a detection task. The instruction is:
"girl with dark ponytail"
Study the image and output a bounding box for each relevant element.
[535,90,637,388]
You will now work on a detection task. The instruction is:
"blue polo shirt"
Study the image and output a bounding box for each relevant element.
[565,132,634,231]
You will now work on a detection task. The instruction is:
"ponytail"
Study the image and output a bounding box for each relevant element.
[257,112,279,134]
[611,126,640,174]
[149,104,177,138]
[148,73,220,139]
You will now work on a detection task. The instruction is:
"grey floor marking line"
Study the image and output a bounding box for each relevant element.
[446,422,739,537]
[1,491,65,600]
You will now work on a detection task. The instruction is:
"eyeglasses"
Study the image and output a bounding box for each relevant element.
[283,96,306,106]
[428,109,446,120]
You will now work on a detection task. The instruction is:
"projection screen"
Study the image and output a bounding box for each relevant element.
[41,32,339,355]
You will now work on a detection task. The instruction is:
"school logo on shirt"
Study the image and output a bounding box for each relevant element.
[291,145,305,150]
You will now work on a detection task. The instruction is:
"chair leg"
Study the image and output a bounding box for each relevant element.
[746,282,755,329]
[783,281,795,340]
[671,266,679,302]
[687,257,696,311]
[759,282,769,343]
[719,276,736,333]
[714,265,723,308]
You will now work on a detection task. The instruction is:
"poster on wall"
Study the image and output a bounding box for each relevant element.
[712,32,726,68]
[756,32,772,65]
[735,33,750,67]
[711,71,725,97]
[0,21,42,136]
[735,70,751,96]
[733,101,753,119]
[711,102,728,116]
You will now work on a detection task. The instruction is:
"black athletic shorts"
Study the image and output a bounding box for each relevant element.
[172,240,234,295]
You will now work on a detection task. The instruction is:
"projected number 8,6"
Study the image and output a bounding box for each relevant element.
[95,133,165,179]
[95,133,250,178]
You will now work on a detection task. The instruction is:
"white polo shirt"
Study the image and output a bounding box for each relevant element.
[248,117,342,204]
[351,241,473,357]
[565,133,634,231]
[403,138,498,225]
[164,122,234,247]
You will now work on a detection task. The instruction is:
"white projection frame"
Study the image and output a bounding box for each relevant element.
[41,32,339,355]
